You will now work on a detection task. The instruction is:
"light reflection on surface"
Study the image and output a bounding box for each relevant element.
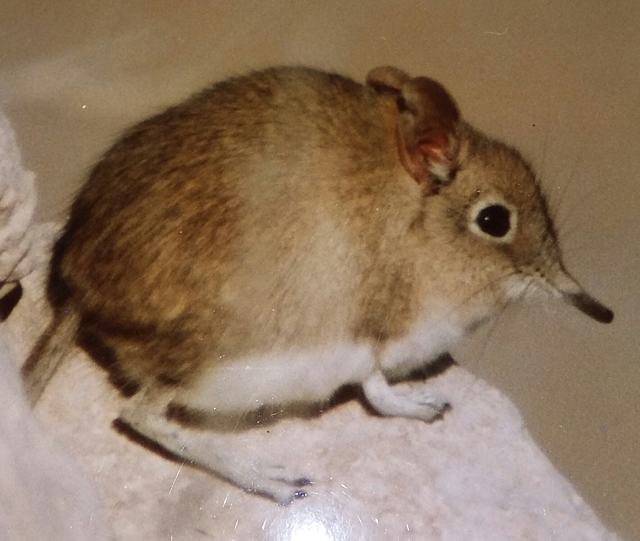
[267,496,366,541]
[288,515,335,541]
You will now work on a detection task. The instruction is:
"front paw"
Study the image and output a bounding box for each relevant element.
[396,387,450,422]
[362,370,450,422]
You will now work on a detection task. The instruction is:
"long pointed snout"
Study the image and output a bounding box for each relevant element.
[564,291,614,323]
[551,268,614,324]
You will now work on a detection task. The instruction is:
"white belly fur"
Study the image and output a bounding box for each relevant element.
[178,342,376,413]
[379,312,464,378]
[178,311,465,415]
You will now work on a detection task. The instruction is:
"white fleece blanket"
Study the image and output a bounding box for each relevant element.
[0,110,624,541]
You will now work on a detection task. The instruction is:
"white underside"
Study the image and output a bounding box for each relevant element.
[179,342,376,413]
[179,311,465,414]
[379,311,464,377]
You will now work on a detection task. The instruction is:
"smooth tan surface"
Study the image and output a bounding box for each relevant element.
[1,1,638,539]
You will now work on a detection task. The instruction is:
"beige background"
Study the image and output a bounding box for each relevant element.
[1,1,638,539]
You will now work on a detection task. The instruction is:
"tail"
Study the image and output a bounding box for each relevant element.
[21,308,80,406]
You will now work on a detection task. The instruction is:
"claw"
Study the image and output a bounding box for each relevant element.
[293,477,312,487]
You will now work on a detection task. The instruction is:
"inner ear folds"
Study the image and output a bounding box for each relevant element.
[367,67,461,194]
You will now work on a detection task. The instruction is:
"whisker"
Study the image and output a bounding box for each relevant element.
[557,223,583,248]
[533,95,556,186]
[555,180,607,241]
[436,269,523,332]
[444,205,467,222]
[475,293,512,368]
[379,306,402,344]
[549,159,576,226]
[557,242,594,260]
[466,272,534,377]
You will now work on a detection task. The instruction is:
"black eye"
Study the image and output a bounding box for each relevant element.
[475,204,511,237]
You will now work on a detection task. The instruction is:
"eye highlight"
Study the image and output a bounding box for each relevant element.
[469,198,517,244]
[476,204,511,237]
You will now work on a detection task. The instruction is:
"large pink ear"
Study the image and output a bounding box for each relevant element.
[367,66,461,193]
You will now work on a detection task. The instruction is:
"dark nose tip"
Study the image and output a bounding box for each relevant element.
[567,292,614,324]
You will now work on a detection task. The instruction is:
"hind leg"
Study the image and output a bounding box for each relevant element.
[117,386,312,504]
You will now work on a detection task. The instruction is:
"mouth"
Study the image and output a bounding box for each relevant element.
[565,291,614,324]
